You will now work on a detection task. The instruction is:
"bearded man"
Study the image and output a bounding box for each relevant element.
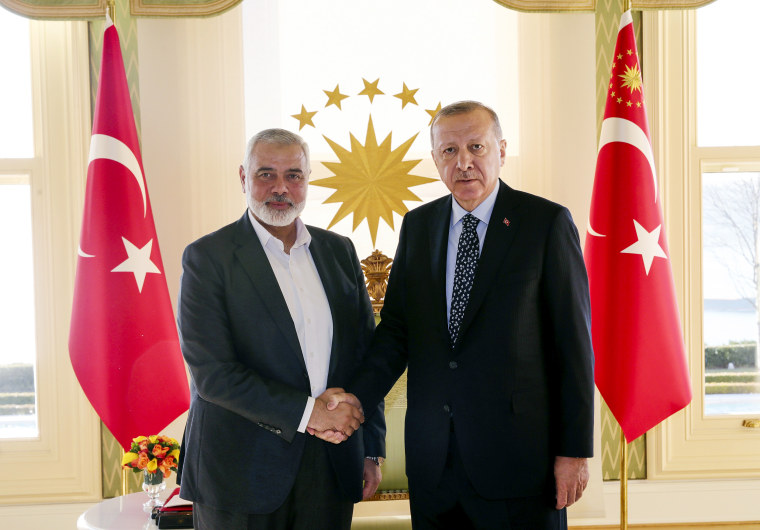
[176,128,386,530]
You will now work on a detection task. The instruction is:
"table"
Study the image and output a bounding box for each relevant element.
[77,491,191,530]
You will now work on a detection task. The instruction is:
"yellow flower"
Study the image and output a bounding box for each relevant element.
[147,458,158,472]
[149,435,159,444]
[169,449,180,460]
[133,436,147,443]
[121,452,138,466]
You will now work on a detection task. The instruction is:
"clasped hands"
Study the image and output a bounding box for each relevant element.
[306,388,363,444]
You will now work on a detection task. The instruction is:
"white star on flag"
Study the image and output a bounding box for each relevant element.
[111,236,161,292]
[620,219,667,275]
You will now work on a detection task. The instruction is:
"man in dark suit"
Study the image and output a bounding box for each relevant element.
[177,128,386,530]
[325,101,594,529]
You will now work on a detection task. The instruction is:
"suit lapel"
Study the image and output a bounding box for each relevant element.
[456,182,522,348]
[232,214,305,369]
[306,230,346,382]
[429,196,452,338]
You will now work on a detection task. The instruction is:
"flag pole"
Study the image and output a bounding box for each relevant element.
[620,432,628,530]
[107,0,115,24]
[122,467,129,496]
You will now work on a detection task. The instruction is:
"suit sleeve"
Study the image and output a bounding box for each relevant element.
[349,217,411,414]
[345,238,386,459]
[542,208,595,458]
[178,241,308,443]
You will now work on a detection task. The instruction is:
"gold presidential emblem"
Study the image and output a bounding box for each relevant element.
[291,78,440,246]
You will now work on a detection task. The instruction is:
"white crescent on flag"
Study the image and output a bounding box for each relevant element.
[88,133,147,217]
[597,116,658,203]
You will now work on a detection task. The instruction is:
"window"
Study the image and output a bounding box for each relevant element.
[0,15,100,502]
[643,1,760,478]
[0,9,38,440]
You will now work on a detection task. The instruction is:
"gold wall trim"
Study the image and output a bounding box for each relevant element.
[0,0,107,19]
[491,0,716,11]
[634,0,717,8]
[492,0,595,11]
[129,0,241,17]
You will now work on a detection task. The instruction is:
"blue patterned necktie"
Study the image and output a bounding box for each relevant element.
[449,213,480,346]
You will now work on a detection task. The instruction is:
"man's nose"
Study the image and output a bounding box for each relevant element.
[456,150,473,171]
[271,175,288,194]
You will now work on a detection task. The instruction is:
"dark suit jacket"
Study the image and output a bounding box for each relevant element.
[177,213,385,514]
[351,181,593,500]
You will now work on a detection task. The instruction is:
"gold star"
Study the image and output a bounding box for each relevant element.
[323,84,349,110]
[358,78,384,103]
[393,83,419,109]
[291,105,317,130]
[611,91,616,97]
[619,63,643,94]
[617,53,623,60]
[426,102,442,125]
[312,116,436,245]
[636,101,642,108]
[627,49,633,55]
[612,62,616,69]
[616,97,623,104]
[626,100,633,107]
[609,83,613,89]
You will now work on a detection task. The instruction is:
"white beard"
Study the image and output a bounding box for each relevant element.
[248,195,306,227]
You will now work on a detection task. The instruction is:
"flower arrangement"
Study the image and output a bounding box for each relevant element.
[121,435,180,478]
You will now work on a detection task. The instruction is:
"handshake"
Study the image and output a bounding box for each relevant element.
[306,388,364,444]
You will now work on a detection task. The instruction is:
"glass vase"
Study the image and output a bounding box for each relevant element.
[142,469,166,509]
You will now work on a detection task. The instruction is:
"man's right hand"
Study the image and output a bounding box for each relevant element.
[306,388,364,444]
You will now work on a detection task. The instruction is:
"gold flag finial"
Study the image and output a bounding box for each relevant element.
[107,0,116,24]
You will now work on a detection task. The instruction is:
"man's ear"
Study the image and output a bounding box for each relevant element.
[239,165,246,192]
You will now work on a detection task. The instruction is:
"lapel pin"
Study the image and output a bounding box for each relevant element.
[503,218,510,227]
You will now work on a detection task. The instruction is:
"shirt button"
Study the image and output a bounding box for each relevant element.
[275,429,282,435]
[449,361,458,369]
[443,404,451,413]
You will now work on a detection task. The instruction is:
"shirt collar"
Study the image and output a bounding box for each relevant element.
[450,181,500,228]
[247,210,311,250]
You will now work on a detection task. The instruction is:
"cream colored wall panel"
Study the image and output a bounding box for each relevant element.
[137,5,245,309]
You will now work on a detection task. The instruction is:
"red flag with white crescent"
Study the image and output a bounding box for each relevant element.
[69,18,189,450]
[585,10,691,442]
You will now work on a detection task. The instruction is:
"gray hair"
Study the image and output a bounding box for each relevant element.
[429,101,503,146]
[243,128,311,175]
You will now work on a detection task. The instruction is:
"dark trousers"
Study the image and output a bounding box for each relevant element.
[409,431,567,530]
[193,436,353,530]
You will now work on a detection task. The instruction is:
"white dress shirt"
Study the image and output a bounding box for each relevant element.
[248,211,333,433]
[445,183,500,323]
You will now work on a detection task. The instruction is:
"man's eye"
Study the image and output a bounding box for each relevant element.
[471,144,484,151]
[288,174,302,180]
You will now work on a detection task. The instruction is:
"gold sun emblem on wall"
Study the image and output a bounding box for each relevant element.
[619,63,642,94]
[291,78,440,246]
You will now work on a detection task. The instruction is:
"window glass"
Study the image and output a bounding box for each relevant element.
[697,0,760,147]
[702,171,760,415]
[0,178,38,438]
[0,9,33,158]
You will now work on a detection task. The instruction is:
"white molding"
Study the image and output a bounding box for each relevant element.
[644,9,760,479]
[570,478,760,525]
[0,19,101,503]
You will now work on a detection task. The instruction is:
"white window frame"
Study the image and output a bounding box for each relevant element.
[0,19,100,503]
[643,8,760,479]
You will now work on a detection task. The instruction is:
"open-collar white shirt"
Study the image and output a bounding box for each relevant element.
[248,211,333,433]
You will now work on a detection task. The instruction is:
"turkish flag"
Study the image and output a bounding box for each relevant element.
[69,19,189,450]
[585,10,691,443]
